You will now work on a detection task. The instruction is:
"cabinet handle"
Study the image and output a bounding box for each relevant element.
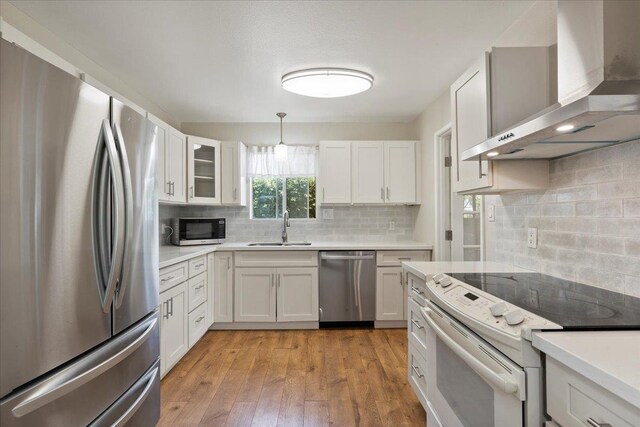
[163,301,170,319]
[195,263,204,269]
[411,364,424,378]
[380,187,384,201]
[161,275,174,282]
[227,257,230,270]
[196,284,205,290]
[411,286,425,296]
[165,181,171,195]
[278,274,281,288]
[386,187,390,200]
[190,185,194,199]
[411,319,424,329]
[271,274,275,288]
[399,273,403,287]
[478,158,487,178]
[195,315,205,323]
[169,297,174,317]
[234,188,237,201]
[322,187,325,202]
[587,419,611,427]
[170,181,175,196]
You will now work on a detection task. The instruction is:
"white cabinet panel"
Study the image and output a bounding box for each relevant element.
[319,141,351,204]
[384,141,416,203]
[213,252,234,323]
[159,261,188,293]
[187,135,221,204]
[188,303,208,348]
[376,267,405,321]
[234,268,276,322]
[352,141,385,204]
[221,141,247,206]
[160,282,188,376]
[451,53,492,193]
[187,273,207,313]
[168,128,187,203]
[277,268,319,322]
[148,113,171,202]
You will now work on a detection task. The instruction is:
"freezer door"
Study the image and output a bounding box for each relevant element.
[111,99,159,334]
[0,39,112,398]
[89,360,160,427]
[0,311,159,427]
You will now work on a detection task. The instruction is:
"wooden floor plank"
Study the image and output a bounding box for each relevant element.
[159,329,424,427]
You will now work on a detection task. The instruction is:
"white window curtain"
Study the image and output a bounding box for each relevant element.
[247,145,318,177]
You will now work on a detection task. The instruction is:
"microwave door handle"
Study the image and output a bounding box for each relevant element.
[112,123,134,309]
[420,307,519,396]
[93,119,125,313]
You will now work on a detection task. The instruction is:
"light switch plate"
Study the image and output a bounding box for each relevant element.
[527,227,538,248]
[322,209,334,220]
[488,205,495,222]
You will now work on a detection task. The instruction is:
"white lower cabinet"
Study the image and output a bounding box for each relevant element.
[160,282,188,376]
[376,267,406,321]
[188,302,208,348]
[277,268,319,322]
[213,252,234,322]
[234,268,276,322]
[234,267,318,323]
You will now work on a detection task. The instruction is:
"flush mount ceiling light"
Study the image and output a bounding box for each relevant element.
[556,124,575,132]
[274,112,287,162]
[281,68,374,98]
[487,151,500,157]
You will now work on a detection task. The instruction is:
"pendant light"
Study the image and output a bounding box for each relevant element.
[274,112,288,162]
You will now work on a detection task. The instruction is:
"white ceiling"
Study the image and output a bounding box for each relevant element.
[11,0,532,123]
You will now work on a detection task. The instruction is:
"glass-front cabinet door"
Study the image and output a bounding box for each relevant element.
[187,135,221,204]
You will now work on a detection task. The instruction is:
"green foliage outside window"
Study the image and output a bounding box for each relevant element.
[251,177,316,219]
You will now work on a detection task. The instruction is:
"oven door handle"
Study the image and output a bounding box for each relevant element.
[420,307,519,396]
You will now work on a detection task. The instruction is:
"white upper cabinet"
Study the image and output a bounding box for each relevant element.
[186,135,221,204]
[221,141,247,206]
[148,114,186,203]
[352,141,385,204]
[319,141,352,204]
[451,53,493,194]
[168,127,187,203]
[384,141,416,204]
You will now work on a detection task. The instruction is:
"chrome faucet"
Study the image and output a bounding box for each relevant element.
[282,210,290,243]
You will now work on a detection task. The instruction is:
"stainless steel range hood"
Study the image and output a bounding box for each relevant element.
[462,0,640,161]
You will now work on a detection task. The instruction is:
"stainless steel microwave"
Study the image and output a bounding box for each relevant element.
[171,218,226,246]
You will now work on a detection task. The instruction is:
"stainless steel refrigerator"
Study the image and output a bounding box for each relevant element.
[0,39,160,426]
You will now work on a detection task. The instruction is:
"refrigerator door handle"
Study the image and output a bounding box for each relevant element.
[88,365,158,427]
[112,122,134,309]
[93,119,125,313]
[10,315,157,418]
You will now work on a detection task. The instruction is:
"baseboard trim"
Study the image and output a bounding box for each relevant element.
[375,320,407,329]
[209,321,319,330]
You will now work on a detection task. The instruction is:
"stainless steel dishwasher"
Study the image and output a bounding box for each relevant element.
[319,251,376,325]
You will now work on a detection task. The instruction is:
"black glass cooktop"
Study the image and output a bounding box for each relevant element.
[445,273,640,330]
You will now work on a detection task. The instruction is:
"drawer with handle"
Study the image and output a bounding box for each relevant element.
[408,341,428,410]
[408,297,427,353]
[187,273,208,312]
[546,357,639,427]
[408,273,427,306]
[188,303,208,348]
[159,261,188,292]
[188,256,207,278]
[376,250,430,267]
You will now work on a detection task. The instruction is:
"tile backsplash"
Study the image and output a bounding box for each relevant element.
[487,140,640,296]
[159,204,418,245]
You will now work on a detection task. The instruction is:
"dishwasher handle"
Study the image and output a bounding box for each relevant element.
[320,254,375,261]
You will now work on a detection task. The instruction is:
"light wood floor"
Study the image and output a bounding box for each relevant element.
[159,328,425,427]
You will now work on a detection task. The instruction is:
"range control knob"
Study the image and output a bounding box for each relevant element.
[504,309,525,326]
[433,273,445,283]
[439,277,453,288]
[490,302,508,317]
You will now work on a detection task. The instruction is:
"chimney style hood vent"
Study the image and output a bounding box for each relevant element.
[463,0,640,161]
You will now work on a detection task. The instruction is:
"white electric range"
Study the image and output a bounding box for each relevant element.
[404,264,640,427]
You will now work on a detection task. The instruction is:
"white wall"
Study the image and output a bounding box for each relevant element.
[180,122,418,146]
[410,90,450,249]
[0,1,179,128]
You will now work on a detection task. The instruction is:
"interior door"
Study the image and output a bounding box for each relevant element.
[352,141,385,203]
[277,268,319,322]
[234,268,276,322]
[0,40,112,398]
[384,141,416,203]
[112,99,159,334]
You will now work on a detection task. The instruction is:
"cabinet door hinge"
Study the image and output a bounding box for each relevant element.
[445,230,453,241]
[444,156,452,167]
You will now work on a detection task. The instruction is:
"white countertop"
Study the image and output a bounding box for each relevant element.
[402,261,531,281]
[532,331,640,408]
[159,241,433,269]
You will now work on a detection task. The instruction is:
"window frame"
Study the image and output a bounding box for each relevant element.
[249,176,316,220]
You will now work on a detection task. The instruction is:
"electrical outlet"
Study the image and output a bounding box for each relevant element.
[488,205,495,222]
[322,209,334,220]
[389,221,395,231]
[527,227,538,249]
